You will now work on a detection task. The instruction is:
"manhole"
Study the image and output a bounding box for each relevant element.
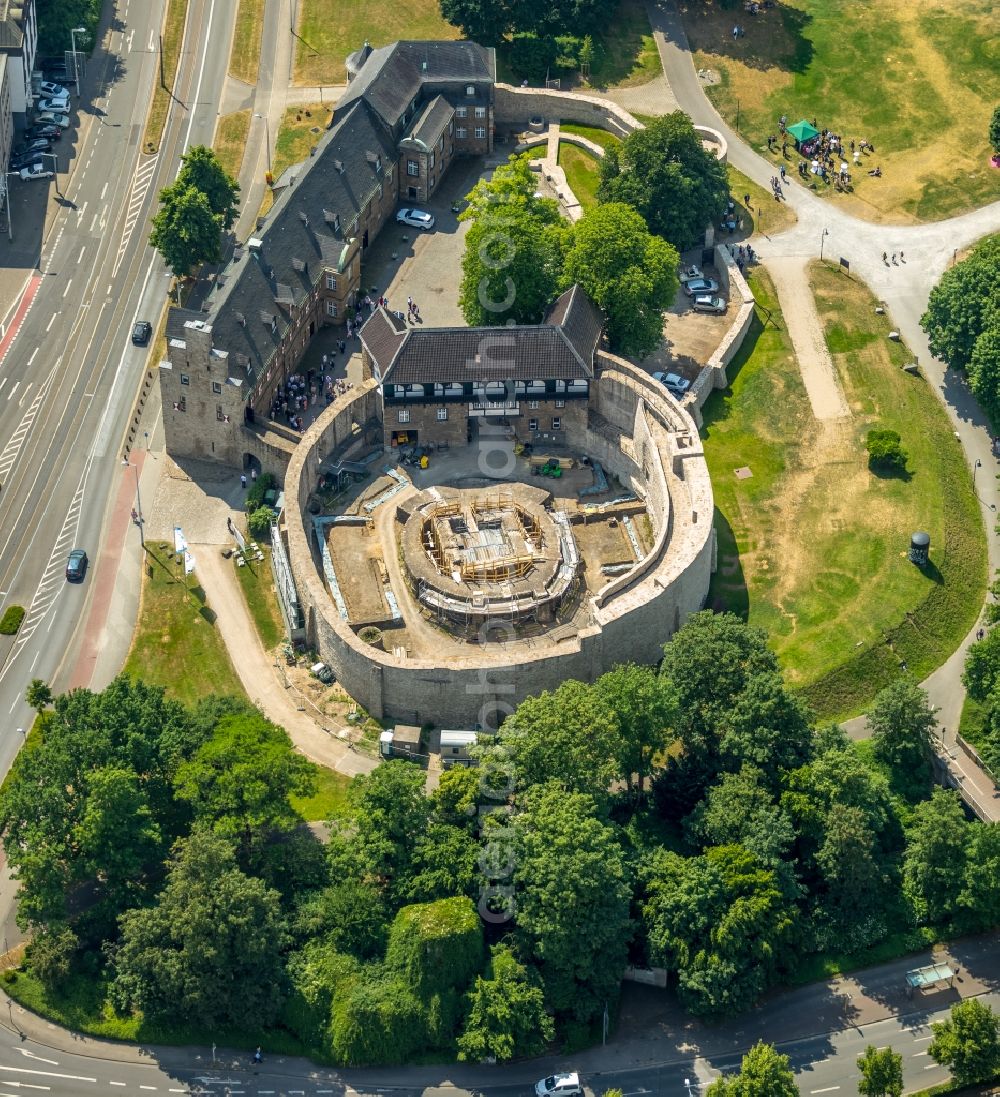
[734,466,753,479]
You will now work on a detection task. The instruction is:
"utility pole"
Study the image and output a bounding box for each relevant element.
[159,33,165,88]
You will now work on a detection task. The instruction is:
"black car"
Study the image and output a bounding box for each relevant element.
[131,320,153,346]
[25,124,62,140]
[65,548,88,581]
[16,138,52,157]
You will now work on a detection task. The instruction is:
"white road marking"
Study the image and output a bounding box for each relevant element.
[112,158,157,277]
[61,278,73,298]
[913,1051,928,1057]
[925,1064,938,1070]
[26,349,37,365]
[138,1087,157,1091]
[0,1068,96,1084]
[914,1035,933,1042]
[77,202,88,220]
[108,1084,125,1088]
[29,651,39,672]
[13,1053,57,1066]
[811,1089,840,1095]
[0,377,6,393]
[100,182,108,201]
[18,383,32,406]
[77,246,86,264]
[45,313,56,332]
[8,381,19,400]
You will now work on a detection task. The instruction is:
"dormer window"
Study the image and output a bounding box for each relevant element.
[466,85,475,97]
[374,155,381,173]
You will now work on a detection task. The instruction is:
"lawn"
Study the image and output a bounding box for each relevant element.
[587,0,661,89]
[557,142,602,210]
[213,109,251,182]
[293,0,459,85]
[258,103,331,219]
[229,0,266,84]
[559,124,621,153]
[703,265,986,720]
[233,545,286,652]
[727,164,797,236]
[123,542,246,708]
[681,0,1000,222]
[291,763,351,822]
[143,0,190,154]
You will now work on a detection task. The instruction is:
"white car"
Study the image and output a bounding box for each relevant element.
[36,112,70,128]
[20,163,53,181]
[679,264,705,283]
[683,277,720,296]
[396,208,435,231]
[36,97,69,113]
[535,1074,583,1097]
[653,370,692,397]
[692,294,727,314]
[38,81,69,98]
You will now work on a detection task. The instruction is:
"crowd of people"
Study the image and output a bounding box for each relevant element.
[773,116,883,193]
[268,361,355,431]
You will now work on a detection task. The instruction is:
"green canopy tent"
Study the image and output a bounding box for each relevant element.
[787,119,820,144]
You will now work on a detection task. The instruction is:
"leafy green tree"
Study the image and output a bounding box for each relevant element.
[26,923,78,991]
[491,679,623,805]
[643,845,795,1017]
[439,0,602,42]
[36,0,97,56]
[857,1044,903,1096]
[111,828,287,1027]
[969,321,1000,424]
[457,943,554,1062]
[562,202,679,357]
[247,505,274,539]
[513,783,632,1021]
[720,672,814,788]
[962,626,1000,701]
[865,428,908,473]
[815,802,889,925]
[173,712,314,869]
[921,235,1000,372]
[902,789,969,925]
[597,112,729,252]
[176,145,240,230]
[867,677,936,798]
[593,664,677,798]
[991,105,1000,158]
[329,969,427,1066]
[706,1040,799,1095]
[149,183,224,277]
[293,879,388,960]
[957,822,1000,931]
[929,999,1000,1086]
[406,821,480,903]
[430,765,481,828]
[439,0,514,44]
[25,678,52,714]
[385,896,482,997]
[282,939,359,1049]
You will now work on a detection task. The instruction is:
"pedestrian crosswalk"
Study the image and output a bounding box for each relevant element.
[113,155,158,279]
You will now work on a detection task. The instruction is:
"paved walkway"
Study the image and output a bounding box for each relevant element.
[642,0,1000,817]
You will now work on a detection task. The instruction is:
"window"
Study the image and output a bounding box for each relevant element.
[475,127,486,140]
[398,408,410,423]
[439,135,444,151]
[325,273,337,290]
[555,398,565,408]
[436,407,448,421]
[430,151,435,169]
[377,182,383,199]
[528,399,539,410]
[216,404,228,422]
[429,175,435,189]
[326,301,338,317]
[456,127,467,139]
[552,417,562,431]
[465,85,475,97]
[475,106,486,119]
[455,106,467,118]
[448,122,453,136]
[407,159,419,177]
[180,373,190,386]
[528,418,538,432]
[212,381,222,395]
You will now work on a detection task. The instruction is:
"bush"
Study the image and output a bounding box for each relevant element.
[866,428,908,472]
[26,925,78,992]
[328,969,427,1065]
[246,472,277,511]
[247,505,273,540]
[991,105,1000,158]
[385,896,483,998]
[0,605,25,635]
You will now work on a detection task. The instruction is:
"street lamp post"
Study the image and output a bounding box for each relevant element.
[820,227,830,261]
[70,27,87,92]
[255,112,272,176]
[0,171,18,242]
[123,459,145,548]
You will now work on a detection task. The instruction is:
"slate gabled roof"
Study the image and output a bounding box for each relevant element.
[400,95,454,151]
[359,309,408,378]
[545,285,605,371]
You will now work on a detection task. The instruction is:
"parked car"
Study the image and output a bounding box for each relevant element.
[396,208,435,231]
[535,1074,583,1097]
[65,548,88,581]
[652,370,692,397]
[25,123,62,139]
[38,81,69,98]
[683,277,720,296]
[131,320,153,346]
[36,112,70,128]
[10,153,45,172]
[16,138,52,157]
[20,163,54,181]
[679,264,705,282]
[692,294,727,314]
[36,97,69,113]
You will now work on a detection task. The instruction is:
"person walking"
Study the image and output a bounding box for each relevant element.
[240,474,247,490]
[251,467,257,482]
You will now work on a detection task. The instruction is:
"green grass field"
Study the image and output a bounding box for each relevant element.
[704,266,986,719]
[559,124,621,153]
[229,0,265,84]
[587,0,661,89]
[683,0,1000,223]
[123,543,245,707]
[557,143,602,210]
[143,0,190,153]
[213,109,251,182]
[290,764,351,822]
[233,546,286,652]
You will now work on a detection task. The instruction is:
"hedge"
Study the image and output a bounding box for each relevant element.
[0,605,25,635]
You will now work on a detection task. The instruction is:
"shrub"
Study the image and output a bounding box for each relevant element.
[247,505,273,540]
[866,428,908,472]
[328,969,427,1065]
[26,924,78,991]
[246,472,277,511]
[991,105,1000,158]
[385,895,483,998]
[0,605,25,635]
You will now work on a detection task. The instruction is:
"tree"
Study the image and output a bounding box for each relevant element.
[902,789,969,925]
[513,783,632,1021]
[856,1044,903,1096]
[962,625,1000,701]
[928,999,1000,1086]
[35,0,97,56]
[492,679,623,805]
[593,664,677,798]
[458,155,567,326]
[26,923,78,991]
[247,505,274,539]
[25,678,52,714]
[562,202,679,357]
[719,672,814,788]
[921,235,1000,372]
[457,943,554,1062]
[957,822,1000,932]
[968,321,1000,424]
[438,0,602,43]
[597,112,729,252]
[865,428,908,473]
[705,1041,799,1096]
[867,677,935,798]
[439,0,514,44]
[815,802,889,927]
[149,183,224,278]
[173,712,314,870]
[111,828,287,1027]
[293,879,388,961]
[385,896,482,997]
[406,821,480,903]
[991,105,1000,158]
[176,145,240,230]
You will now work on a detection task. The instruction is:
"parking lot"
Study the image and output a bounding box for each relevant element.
[644,260,734,382]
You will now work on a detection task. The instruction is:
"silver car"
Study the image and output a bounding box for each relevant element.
[692,295,727,314]
[683,277,720,296]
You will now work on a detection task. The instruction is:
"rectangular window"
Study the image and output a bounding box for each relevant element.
[325,273,337,290]
[528,417,538,432]
[216,404,225,422]
[455,106,467,118]
[528,400,539,410]
[555,398,565,408]
[465,85,475,96]
[475,106,486,119]
[439,135,444,151]
[326,301,338,317]
[398,408,410,424]
[475,127,486,140]
[430,151,435,169]
[456,127,467,139]
[377,182,383,199]
[212,381,222,395]
[407,159,419,176]
[552,417,562,431]
[180,373,190,386]
[436,407,448,421]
